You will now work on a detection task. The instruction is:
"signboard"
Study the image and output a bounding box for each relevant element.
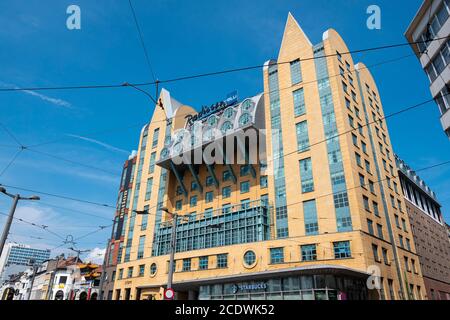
[164,288,175,300]
[185,91,239,127]
[231,282,267,294]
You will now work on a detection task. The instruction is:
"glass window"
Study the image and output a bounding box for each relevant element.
[221,121,233,134]
[205,191,213,203]
[217,254,228,268]
[372,244,380,262]
[127,267,133,278]
[240,165,250,176]
[150,263,157,275]
[296,121,310,152]
[301,244,317,261]
[355,152,362,166]
[303,200,318,235]
[260,176,268,188]
[377,224,384,240]
[382,248,389,265]
[367,219,374,235]
[243,251,256,266]
[145,177,153,201]
[222,186,231,198]
[334,192,349,208]
[137,235,145,259]
[175,200,182,211]
[290,59,302,84]
[148,152,156,174]
[223,170,231,181]
[138,264,145,277]
[190,195,197,207]
[240,181,250,194]
[182,258,191,271]
[199,256,208,270]
[299,158,314,193]
[363,195,370,211]
[191,181,198,191]
[270,247,284,264]
[373,201,380,216]
[293,88,306,116]
[152,128,159,148]
[333,241,351,259]
[352,134,358,146]
[206,176,214,187]
[239,113,252,126]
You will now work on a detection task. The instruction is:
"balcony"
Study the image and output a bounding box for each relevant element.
[152,199,272,256]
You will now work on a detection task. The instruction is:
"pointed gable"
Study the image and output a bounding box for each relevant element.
[278,12,313,62]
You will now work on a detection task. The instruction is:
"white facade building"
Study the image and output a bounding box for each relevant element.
[405,0,450,138]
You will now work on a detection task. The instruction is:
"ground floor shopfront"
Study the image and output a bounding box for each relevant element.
[135,266,372,300]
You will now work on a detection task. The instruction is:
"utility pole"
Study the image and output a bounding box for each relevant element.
[68,247,90,264]
[0,187,40,257]
[135,207,181,298]
[26,259,38,300]
[160,207,187,295]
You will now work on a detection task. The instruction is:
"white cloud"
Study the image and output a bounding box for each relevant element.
[83,247,106,264]
[22,89,72,108]
[67,134,129,155]
[0,81,72,108]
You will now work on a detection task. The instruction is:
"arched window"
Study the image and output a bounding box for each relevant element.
[239,113,252,127]
[221,121,233,134]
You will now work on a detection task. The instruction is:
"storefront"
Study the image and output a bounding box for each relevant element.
[197,274,367,300]
[158,266,370,300]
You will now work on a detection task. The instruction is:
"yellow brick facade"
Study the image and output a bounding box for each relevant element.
[109,13,426,300]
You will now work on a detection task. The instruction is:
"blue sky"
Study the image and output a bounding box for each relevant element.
[0,0,449,261]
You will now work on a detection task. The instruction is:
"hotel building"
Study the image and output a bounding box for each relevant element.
[107,13,426,300]
[396,155,450,299]
[405,0,450,138]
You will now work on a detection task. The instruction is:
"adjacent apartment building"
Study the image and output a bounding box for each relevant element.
[405,0,450,138]
[100,152,137,300]
[396,155,450,299]
[106,13,427,300]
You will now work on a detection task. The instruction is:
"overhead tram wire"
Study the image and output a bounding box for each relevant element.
[14,53,415,152]
[0,71,444,222]
[0,211,66,241]
[265,91,450,166]
[0,53,443,223]
[0,36,448,93]
[128,0,157,84]
[0,183,116,209]
[121,158,450,255]
[0,149,23,177]
[0,121,24,147]
[25,148,120,176]
[38,201,114,222]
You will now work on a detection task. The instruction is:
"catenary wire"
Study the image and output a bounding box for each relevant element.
[0,36,447,93]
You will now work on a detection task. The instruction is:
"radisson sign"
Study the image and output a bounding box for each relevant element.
[185,91,238,127]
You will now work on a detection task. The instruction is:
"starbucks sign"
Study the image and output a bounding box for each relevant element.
[231,282,267,294]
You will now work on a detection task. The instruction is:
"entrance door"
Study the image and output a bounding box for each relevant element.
[135,288,141,301]
[124,288,131,300]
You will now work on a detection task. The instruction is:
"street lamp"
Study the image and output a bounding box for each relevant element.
[160,207,179,297]
[0,187,40,257]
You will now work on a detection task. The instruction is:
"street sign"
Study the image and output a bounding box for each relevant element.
[164,288,174,300]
